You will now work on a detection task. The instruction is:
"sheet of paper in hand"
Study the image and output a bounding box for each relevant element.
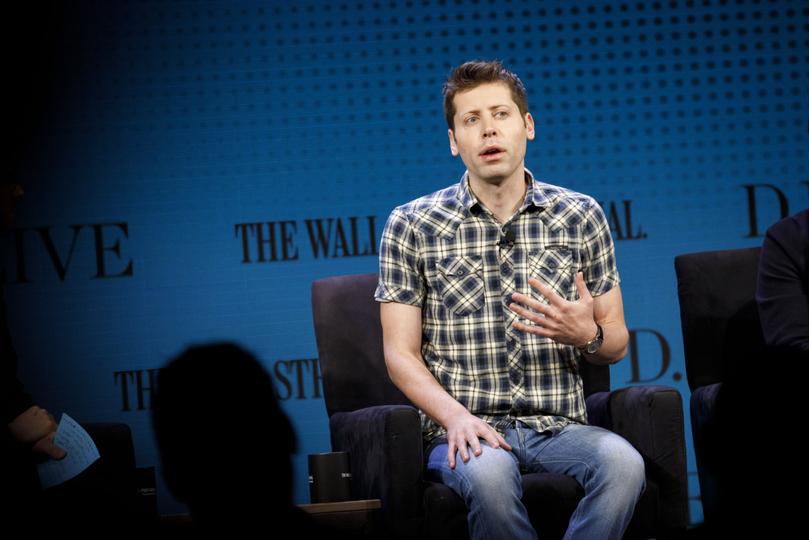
[37,413,100,489]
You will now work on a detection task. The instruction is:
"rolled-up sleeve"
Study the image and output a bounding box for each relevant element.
[581,199,620,297]
[375,207,426,306]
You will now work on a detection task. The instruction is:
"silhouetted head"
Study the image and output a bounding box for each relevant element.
[152,343,296,524]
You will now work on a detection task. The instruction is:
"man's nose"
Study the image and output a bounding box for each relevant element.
[483,125,497,138]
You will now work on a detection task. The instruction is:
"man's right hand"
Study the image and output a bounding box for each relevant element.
[381,302,512,469]
[444,410,512,469]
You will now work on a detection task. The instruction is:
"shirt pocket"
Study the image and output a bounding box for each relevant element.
[437,255,485,316]
[528,248,574,301]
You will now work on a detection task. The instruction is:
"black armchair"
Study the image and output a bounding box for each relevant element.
[41,422,146,533]
[313,273,688,539]
[674,247,765,529]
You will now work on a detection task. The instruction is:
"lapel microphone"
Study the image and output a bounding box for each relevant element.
[498,227,516,248]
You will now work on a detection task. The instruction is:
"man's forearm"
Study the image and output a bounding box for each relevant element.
[582,320,629,365]
[385,350,467,428]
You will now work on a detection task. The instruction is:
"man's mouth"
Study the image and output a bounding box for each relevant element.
[479,146,505,161]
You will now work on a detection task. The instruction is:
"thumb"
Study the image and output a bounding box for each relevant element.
[33,433,67,460]
[576,272,592,300]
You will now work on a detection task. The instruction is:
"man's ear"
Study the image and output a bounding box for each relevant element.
[525,112,536,141]
[448,128,459,156]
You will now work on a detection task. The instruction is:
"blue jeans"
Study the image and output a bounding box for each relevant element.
[426,422,645,540]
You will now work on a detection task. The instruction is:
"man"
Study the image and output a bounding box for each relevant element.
[2,181,64,463]
[375,61,644,540]
[2,180,66,528]
[744,208,808,533]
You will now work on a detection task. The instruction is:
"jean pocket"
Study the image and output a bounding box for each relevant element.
[437,255,485,316]
[528,249,573,301]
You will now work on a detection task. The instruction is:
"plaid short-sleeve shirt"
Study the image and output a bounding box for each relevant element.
[375,170,620,444]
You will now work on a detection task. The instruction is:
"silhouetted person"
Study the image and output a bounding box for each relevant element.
[2,1,68,493]
[757,209,809,357]
[2,180,66,529]
[695,210,809,537]
[152,343,337,536]
[748,209,808,533]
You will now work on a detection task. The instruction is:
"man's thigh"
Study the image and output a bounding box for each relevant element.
[426,441,522,497]
[524,424,643,483]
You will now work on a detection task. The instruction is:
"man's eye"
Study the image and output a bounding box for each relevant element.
[464,116,478,125]
[495,111,508,118]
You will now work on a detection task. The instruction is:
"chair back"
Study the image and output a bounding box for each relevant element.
[674,247,763,390]
[312,273,412,417]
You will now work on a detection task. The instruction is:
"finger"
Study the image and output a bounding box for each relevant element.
[575,272,591,301]
[49,443,67,460]
[447,441,456,469]
[480,429,500,451]
[510,291,541,312]
[512,320,552,337]
[492,429,512,451]
[508,302,554,326]
[38,408,57,427]
[33,434,67,460]
[458,438,470,464]
[469,435,482,457]
[528,277,565,308]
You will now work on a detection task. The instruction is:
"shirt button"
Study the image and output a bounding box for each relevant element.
[456,268,465,277]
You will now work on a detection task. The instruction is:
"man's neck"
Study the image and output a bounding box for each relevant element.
[468,167,528,224]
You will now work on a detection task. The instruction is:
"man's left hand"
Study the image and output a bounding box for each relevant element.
[8,405,66,460]
[509,272,598,348]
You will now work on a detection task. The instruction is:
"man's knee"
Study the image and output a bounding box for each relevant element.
[599,438,646,495]
[450,444,521,495]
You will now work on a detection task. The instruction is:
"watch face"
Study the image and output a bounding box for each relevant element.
[584,325,604,354]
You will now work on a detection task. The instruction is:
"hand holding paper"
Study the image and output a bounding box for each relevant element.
[37,414,100,490]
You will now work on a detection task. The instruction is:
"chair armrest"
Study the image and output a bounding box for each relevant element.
[43,422,140,533]
[587,386,688,531]
[330,405,423,537]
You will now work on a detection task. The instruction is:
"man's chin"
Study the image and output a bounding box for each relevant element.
[471,164,518,185]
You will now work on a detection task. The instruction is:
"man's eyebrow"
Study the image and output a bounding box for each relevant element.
[460,104,513,115]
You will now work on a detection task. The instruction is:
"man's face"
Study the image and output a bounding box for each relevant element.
[448,82,535,186]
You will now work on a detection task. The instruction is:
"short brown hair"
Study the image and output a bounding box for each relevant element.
[442,60,529,130]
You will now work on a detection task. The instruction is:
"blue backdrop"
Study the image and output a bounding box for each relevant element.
[3,0,807,524]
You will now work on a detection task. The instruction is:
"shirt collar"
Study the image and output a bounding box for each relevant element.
[457,168,553,214]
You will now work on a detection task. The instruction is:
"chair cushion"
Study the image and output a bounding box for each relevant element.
[522,473,584,538]
[690,382,723,522]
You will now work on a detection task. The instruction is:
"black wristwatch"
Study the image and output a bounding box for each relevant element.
[578,324,604,355]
